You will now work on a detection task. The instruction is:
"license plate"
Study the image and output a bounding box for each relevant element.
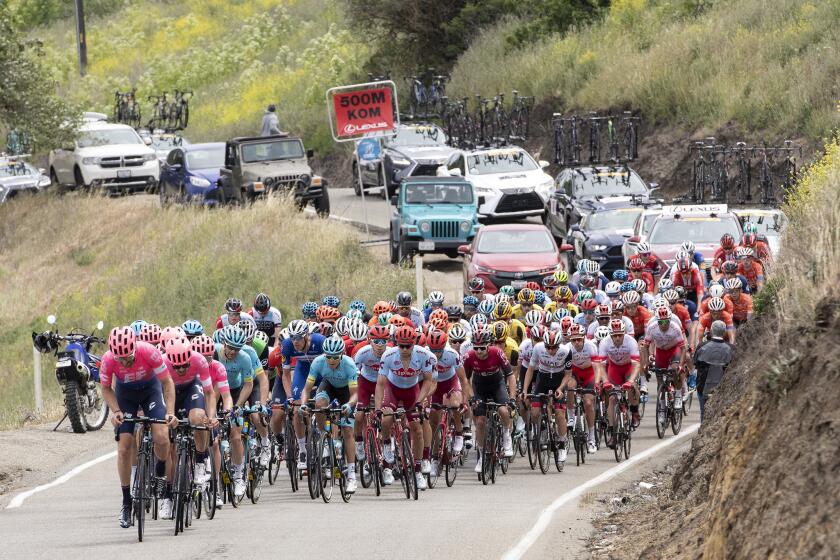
[117,170,131,178]
[511,280,527,289]
[253,182,265,192]
[418,241,435,251]
[56,359,72,368]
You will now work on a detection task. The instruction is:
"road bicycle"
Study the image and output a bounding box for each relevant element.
[167,90,192,131]
[113,89,141,128]
[171,414,209,535]
[607,116,620,163]
[125,415,168,542]
[474,400,508,485]
[552,113,566,165]
[241,405,269,505]
[569,387,596,466]
[382,408,418,500]
[147,92,170,131]
[281,402,301,492]
[604,384,633,462]
[587,112,605,163]
[405,74,428,119]
[730,142,752,203]
[315,406,353,503]
[778,140,801,203]
[428,403,463,488]
[621,112,640,161]
[754,146,775,206]
[594,388,608,450]
[527,393,565,474]
[5,129,32,155]
[356,404,382,495]
[509,91,533,141]
[651,366,683,439]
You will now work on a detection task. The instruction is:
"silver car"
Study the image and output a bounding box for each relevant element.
[0,157,50,204]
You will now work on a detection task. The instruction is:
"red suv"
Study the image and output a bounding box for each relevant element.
[458,224,573,294]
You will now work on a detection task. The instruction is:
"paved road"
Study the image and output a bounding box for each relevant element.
[1,398,698,558]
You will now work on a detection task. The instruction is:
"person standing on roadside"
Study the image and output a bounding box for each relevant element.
[260,104,283,136]
[693,320,733,422]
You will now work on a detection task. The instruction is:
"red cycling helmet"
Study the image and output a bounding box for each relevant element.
[192,335,215,358]
[720,233,735,249]
[568,323,586,339]
[389,314,407,327]
[656,306,671,321]
[472,326,493,346]
[524,281,541,292]
[581,298,598,312]
[372,301,391,316]
[741,233,757,247]
[429,309,448,323]
[368,325,390,340]
[560,316,573,332]
[394,325,417,345]
[629,257,645,271]
[426,329,448,350]
[609,319,626,335]
[165,338,192,367]
[109,326,136,358]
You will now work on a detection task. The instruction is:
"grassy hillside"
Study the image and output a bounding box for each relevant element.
[0,196,412,428]
[34,0,370,153]
[449,0,840,141]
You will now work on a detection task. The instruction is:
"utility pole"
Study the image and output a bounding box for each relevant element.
[74,0,87,77]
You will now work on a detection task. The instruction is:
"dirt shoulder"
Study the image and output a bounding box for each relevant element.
[0,421,113,507]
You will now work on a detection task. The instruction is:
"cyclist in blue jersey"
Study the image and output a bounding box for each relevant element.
[214,328,255,498]
[300,336,359,493]
[281,319,326,469]
[233,320,271,467]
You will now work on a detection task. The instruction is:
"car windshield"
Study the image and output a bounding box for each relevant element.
[649,217,741,244]
[468,150,538,176]
[387,126,446,147]
[477,229,555,254]
[187,147,225,170]
[584,208,642,232]
[570,169,648,197]
[404,182,473,204]
[0,162,36,177]
[77,128,143,147]
[241,140,304,163]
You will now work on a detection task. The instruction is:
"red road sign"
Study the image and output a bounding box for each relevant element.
[327,82,398,142]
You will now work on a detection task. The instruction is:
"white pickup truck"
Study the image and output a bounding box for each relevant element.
[49,118,159,194]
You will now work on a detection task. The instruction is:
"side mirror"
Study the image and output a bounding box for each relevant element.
[457,245,470,255]
[539,160,550,169]
[449,168,462,177]
[96,321,104,330]
[559,243,574,253]
[47,314,57,325]
[168,163,181,171]
[627,235,641,243]
[390,195,398,206]
[306,149,314,159]
[649,182,659,192]
[143,137,152,146]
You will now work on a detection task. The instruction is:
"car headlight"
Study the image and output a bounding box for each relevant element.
[189,176,211,188]
[538,179,554,191]
[460,220,471,232]
[390,157,411,167]
[82,157,100,165]
[311,176,322,186]
[142,154,157,162]
[474,185,497,194]
[419,221,431,233]
[475,264,497,274]
[38,176,51,187]
[590,244,608,251]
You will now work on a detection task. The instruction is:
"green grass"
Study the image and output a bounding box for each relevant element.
[448,0,840,140]
[0,195,412,428]
[33,0,372,153]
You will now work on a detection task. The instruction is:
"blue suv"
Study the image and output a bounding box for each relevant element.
[389,176,479,263]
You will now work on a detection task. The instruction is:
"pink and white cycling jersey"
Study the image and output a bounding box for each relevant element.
[518,338,535,370]
[568,339,599,369]
[100,341,169,388]
[379,346,436,389]
[596,335,640,365]
[164,350,212,390]
[644,315,682,333]
[208,360,230,393]
[586,317,633,339]
[529,342,572,374]
[643,321,685,350]
[354,344,385,383]
[433,347,462,383]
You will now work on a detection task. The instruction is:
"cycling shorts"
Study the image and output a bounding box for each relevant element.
[381,381,420,420]
[431,375,461,406]
[355,376,376,411]
[229,386,242,406]
[291,368,309,401]
[606,361,635,386]
[174,380,205,418]
[654,346,682,369]
[115,379,165,436]
[315,382,354,428]
[472,378,509,417]
[247,381,262,406]
[270,376,287,406]
[532,369,565,399]
[571,365,596,390]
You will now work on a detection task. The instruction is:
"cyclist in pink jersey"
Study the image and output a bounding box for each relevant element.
[594,319,641,448]
[100,326,176,529]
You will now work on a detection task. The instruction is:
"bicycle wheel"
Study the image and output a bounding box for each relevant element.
[497,423,508,476]
[337,441,350,503]
[366,428,381,496]
[173,446,187,535]
[553,428,565,473]
[319,432,334,503]
[203,449,217,519]
[307,434,320,500]
[428,425,443,489]
[285,423,299,492]
[526,419,538,470]
[249,455,263,504]
[623,409,632,459]
[613,405,624,463]
[537,417,550,474]
[444,432,459,487]
[268,435,279,486]
[671,400,683,435]
[656,389,667,439]
[401,430,418,500]
[231,458,246,507]
[133,449,147,542]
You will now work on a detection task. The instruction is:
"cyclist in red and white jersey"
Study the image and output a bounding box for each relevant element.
[100,327,176,529]
[594,319,641,447]
[427,330,470,464]
[640,307,687,403]
[670,252,705,306]
[712,233,738,279]
[353,325,391,460]
[561,324,600,453]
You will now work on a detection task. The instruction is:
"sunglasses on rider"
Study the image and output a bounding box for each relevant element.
[545,344,559,350]
[325,354,342,360]
[291,335,306,342]
[173,363,190,371]
[398,344,413,350]
[371,338,388,345]
[473,345,488,352]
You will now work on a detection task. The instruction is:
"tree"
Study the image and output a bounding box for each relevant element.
[0,3,77,154]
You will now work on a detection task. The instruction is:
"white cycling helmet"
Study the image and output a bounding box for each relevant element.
[708,297,726,311]
[287,319,309,338]
[348,320,369,342]
[708,284,725,298]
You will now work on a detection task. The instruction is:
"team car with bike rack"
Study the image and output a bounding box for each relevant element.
[645,204,742,270]
[443,146,554,221]
[0,154,51,204]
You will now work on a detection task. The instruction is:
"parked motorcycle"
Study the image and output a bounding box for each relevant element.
[32,315,109,433]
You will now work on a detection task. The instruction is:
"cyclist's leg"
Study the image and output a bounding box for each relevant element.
[269,377,286,436]
[185,381,209,454]
[229,387,244,465]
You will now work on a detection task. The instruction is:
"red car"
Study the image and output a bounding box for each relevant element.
[458,224,573,295]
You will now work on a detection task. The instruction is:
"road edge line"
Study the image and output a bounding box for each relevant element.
[5,450,117,510]
[501,423,700,560]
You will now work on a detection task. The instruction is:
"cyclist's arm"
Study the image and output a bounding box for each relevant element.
[102,385,120,421]
[418,371,435,404]
[300,375,316,405]
[456,365,472,400]
[282,366,292,400]
[374,372,387,411]
[523,363,536,397]
[256,370,268,403]
[220,390,233,412]
[235,379,252,407]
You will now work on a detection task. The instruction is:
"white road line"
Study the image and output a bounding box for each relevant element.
[502,423,700,560]
[5,450,117,510]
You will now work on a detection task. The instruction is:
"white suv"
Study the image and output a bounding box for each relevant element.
[442,146,553,221]
[49,120,159,193]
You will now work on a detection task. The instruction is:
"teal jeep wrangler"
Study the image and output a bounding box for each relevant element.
[389,176,479,263]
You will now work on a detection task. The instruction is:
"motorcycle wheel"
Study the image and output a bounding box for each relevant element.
[63,383,87,433]
[84,382,109,431]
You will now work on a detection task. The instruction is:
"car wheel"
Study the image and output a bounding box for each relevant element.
[389,227,399,265]
[314,186,330,217]
[73,167,87,190]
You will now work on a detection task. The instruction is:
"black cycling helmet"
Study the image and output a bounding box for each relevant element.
[225,297,242,313]
[396,291,412,307]
[254,293,270,313]
[445,305,462,320]
[468,277,485,292]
